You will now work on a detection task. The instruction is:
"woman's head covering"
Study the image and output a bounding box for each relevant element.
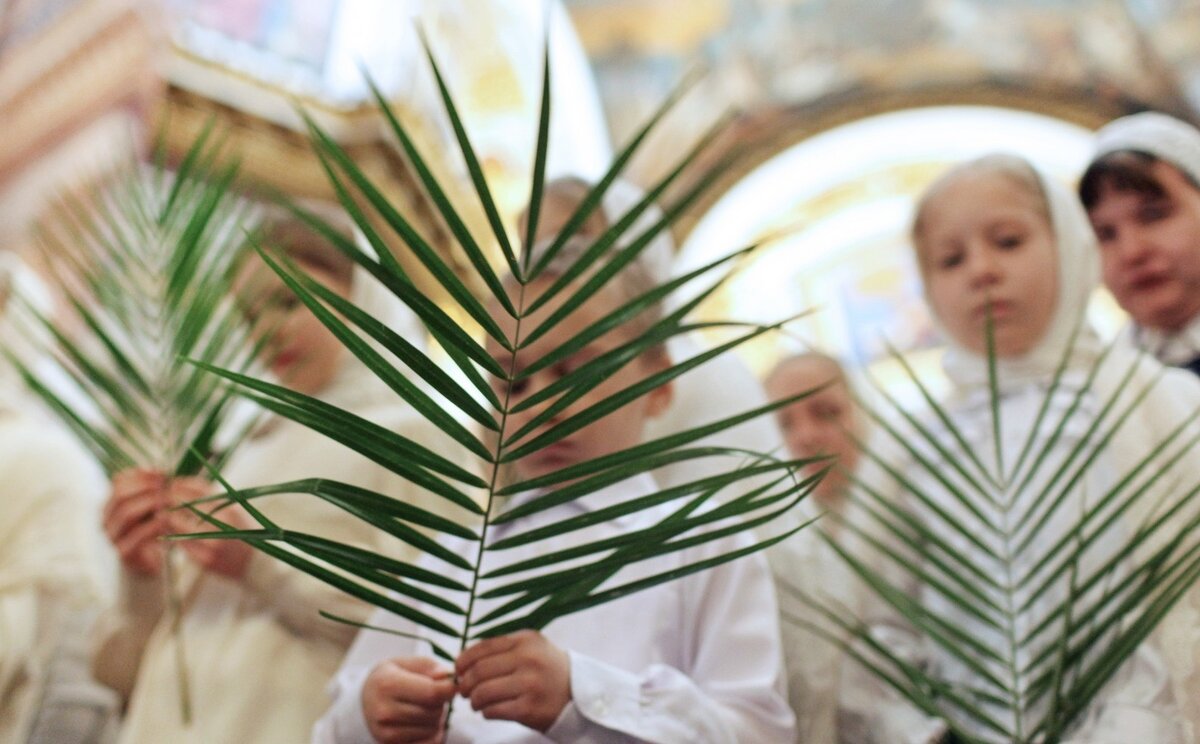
[1093,112,1200,185]
[927,155,1105,390]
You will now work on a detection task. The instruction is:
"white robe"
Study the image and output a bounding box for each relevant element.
[1124,312,1200,369]
[0,407,110,743]
[767,512,865,744]
[313,473,795,744]
[846,161,1200,742]
[857,363,1198,743]
[92,391,466,744]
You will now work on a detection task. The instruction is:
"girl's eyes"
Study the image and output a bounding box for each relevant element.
[245,292,301,322]
[938,251,965,270]
[492,376,528,397]
[994,232,1025,249]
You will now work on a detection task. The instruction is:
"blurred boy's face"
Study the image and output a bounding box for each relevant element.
[1086,161,1200,333]
[487,277,672,486]
[918,171,1059,358]
[519,189,608,246]
[766,358,860,508]
[234,256,351,396]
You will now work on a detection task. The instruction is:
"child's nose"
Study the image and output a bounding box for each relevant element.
[967,251,1002,289]
[792,426,828,454]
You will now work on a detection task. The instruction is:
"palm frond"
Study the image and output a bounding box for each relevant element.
[185,27,819,698]
[807,329,1200,742]
[9,125,264,726]
[14,128,260,476]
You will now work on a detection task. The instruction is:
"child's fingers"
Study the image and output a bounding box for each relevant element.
[166,476,212,505]
[364,660,453,744]
[372,660,456,708]
[111,468,165,495]
[375,699,446,727]
[395,655,447,677]
[114,514,167,553]
[103,491,165,538]
[465,676,521,715]
[166,508,208,535]
[391,658,455,691]
[456,652,518,695]
[105,495,166,544]
[475,694,533,724]
[456,633,522,675]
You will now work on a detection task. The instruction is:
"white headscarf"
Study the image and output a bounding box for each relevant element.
[917,154,1200,733]
[1093,111,1200,186]
[935,159,1105,391]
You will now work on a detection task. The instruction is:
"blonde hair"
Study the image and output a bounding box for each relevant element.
[766,351,850,394]
[911,154,1049,269]
[239,202,356,286]
[515,234,670,364]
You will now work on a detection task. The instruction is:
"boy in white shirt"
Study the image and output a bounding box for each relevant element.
[312,239,796,743]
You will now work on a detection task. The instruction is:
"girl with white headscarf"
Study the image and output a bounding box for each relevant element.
[0,253,116,743]
[848,154,1200,743]
[91,208,465,744]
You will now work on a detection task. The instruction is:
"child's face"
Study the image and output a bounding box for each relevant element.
[518,188,608,247]
[917,171,1059,357]
[1086,161,1200,333]
[234,256,350,396]
[766,358,860,508]
[487,278,672,486]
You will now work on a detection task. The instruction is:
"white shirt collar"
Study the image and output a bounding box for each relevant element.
[1128,314,1200,366]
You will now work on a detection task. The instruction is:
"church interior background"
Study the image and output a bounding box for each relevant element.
[2,0,1198,396]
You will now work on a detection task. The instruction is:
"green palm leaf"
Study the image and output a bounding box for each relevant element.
[9,125,266,725]
[184,30,819,721]
[806,326,1200,743]
[15,129,260,477]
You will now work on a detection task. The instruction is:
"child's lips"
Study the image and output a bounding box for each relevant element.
[272,349,302,369]
[974,300,1014,320]
[529,440,576,467]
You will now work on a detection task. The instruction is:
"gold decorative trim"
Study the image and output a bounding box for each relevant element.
[669,80,1173,243]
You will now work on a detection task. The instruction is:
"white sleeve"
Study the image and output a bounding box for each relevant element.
[311,607,423,744]
[1066,645,1183,742]
[839,622,947,744]
[543,654,745,744]
[311,665,373,744]
[550,549,794,744]
[0,429,108,697]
